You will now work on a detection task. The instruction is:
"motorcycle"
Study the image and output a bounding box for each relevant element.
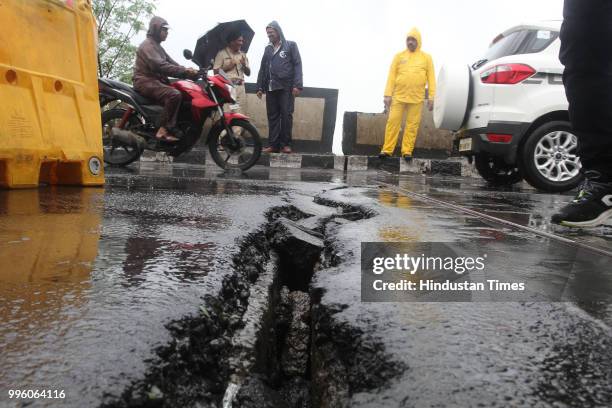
[97,49,262,171]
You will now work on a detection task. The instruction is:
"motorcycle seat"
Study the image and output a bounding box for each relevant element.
[99,78,158,106]
[133,93,157,107]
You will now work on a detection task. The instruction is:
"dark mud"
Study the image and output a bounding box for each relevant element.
[101,196,400,408]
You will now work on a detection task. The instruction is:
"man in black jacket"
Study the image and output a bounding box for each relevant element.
[256,21,303,154]
[551,0,612,227]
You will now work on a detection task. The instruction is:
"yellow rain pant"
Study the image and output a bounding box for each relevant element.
[381,101,423,156]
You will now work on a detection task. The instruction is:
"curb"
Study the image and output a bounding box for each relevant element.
[140,150,174,163]
[139,152,478,178]
[341,155,478,178]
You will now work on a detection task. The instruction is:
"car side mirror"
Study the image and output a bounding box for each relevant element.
[183,49,193,60]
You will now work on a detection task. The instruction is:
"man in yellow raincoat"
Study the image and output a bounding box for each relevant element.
[380,28,436,161]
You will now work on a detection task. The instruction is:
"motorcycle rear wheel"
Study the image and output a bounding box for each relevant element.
[208,119,262,171]
[101,108,143,166]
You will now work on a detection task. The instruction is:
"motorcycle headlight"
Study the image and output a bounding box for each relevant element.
[225,84,237,102]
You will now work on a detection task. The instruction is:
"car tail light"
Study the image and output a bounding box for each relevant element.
[480,64,536,84]
[486,133,513,143]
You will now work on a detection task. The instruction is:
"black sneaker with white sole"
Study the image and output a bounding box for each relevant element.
[551,171,612,227]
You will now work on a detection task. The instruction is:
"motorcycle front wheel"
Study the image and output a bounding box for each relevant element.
[208,119,262,171]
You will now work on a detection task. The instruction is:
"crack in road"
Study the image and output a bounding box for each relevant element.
[102,196,402,408]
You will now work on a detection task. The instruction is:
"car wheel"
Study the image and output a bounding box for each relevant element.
[519,121,583,192]
[474,153,523,185]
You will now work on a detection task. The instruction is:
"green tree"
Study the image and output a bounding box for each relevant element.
[93,0,156,83]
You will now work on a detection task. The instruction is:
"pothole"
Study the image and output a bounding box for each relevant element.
[102,197,404,408]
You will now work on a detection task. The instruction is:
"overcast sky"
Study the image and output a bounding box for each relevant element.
[145,0,564,153]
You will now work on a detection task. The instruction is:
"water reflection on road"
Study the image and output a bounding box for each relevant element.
[0,178,288,407]
[0,188,102,405]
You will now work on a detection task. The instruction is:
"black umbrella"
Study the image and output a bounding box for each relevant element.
[192,20,255,69]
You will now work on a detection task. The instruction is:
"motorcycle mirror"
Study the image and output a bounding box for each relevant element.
[183,49,193,60]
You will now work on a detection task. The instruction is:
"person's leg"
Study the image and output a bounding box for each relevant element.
[234,84,247,114]
[136,82,182,141]
[278,89,294,152]
[381,101,406,156]
[228,85,247,139]
[401,102,424,158]
[286,90,295,150]
[564,72,612,175]
[159,87,182,131]
[552,0,612,226]
[560,0,612,177]
[265,90,282,151]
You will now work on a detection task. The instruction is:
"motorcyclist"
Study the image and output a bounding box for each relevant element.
[133,16,198,142]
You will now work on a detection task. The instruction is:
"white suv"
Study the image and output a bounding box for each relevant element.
[434,21,582,192]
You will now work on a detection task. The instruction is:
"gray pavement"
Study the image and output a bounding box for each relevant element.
[0,165,338,407]
[311,185,612,408]
[1,163,611,408]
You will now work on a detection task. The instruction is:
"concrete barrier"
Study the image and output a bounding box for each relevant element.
[1,0,104,188]
[144,149,476,177]
[148,85,475,178]
[244,83,338,154]
[343,154,478,178]
[342,102,453,158]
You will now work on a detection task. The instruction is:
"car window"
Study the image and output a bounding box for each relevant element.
[522,30,559,53]
[483,29,559,62]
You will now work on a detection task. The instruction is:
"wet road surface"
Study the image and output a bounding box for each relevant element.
[0,166,340,407]
[1,163,611,407]
[390,173,612,254]
[312,185,612,407]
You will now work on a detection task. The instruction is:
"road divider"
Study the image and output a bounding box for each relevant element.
[342,106,453,157]
[0,0,103,188]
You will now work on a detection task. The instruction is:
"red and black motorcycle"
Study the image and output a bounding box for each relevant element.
[98,50,261,171]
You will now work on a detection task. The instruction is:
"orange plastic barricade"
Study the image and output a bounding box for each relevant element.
[0,0,104,188]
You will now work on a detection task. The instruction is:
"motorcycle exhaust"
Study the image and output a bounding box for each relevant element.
[110,128,147,150]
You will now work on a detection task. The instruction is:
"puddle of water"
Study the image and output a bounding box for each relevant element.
[0,179,289,407]
[0,188,103,405]
[362,188,612,304]
[395,175,612,251]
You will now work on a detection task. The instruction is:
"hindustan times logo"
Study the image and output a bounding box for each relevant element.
[361,243,539,302]
[372,253,487,275]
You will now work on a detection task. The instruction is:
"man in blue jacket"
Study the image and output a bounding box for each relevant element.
[256,21,303,154]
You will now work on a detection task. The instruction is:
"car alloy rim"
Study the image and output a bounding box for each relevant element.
[534,130,581,182]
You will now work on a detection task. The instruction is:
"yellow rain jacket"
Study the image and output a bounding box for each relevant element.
[384,28,436,104]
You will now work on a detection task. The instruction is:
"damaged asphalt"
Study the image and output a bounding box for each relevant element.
[1,163,612,408]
